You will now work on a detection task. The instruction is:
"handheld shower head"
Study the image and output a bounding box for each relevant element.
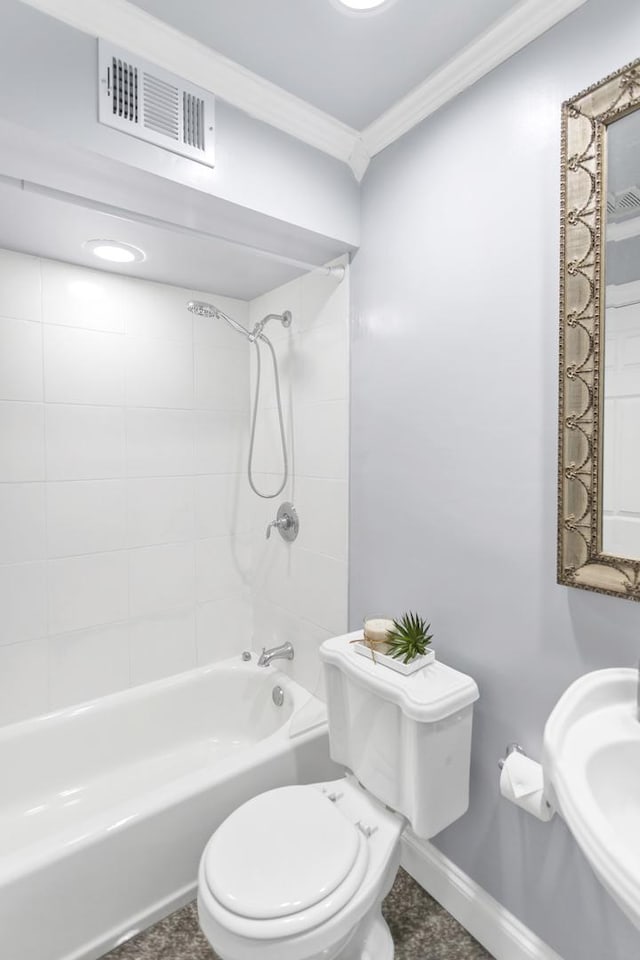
[186,299,293,500]
[187,300,252,339]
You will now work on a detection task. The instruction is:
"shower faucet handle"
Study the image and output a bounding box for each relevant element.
[265,518,283,539]
[265,502,299,542]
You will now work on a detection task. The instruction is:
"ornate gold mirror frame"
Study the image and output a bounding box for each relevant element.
[558,59,640,600]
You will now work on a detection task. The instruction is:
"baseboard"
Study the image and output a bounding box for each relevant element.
[400,834,564,960]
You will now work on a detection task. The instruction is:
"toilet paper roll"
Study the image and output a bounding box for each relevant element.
[499,751,554,822]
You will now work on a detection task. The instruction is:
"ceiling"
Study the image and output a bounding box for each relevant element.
[129,0,523,129]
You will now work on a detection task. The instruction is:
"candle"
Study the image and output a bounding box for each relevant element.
[363,618,395,644]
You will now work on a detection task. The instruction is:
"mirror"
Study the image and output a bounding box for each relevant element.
[602,110,640,559]
[558,58,640,599]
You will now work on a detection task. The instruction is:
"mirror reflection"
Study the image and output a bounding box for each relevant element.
[602,110,640,559]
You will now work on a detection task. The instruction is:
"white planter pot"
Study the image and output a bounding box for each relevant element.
[353,640,435,675]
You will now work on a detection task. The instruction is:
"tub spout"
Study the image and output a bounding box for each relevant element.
[257,642,294,667]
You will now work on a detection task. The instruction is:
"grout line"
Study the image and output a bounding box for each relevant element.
[253,595,343,640]
[0,472,247,486]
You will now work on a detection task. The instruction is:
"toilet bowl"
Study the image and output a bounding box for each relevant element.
[197,775,404,960]
[197,630,479,960]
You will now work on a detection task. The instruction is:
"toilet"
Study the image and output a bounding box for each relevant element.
[197,631,479,960]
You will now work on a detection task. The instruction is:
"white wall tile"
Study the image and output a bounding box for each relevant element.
[0,317,43,401]
[42,261,128,332]
[124,280,194,342]
[44,326,125,405]
[194,474,249,538]
[194,411,247,475]
[46,405,126,480]
[0,563,46,646]
[290,322,348,404]
[129,542,195,618]
[125,337,193,409]
[195,344,248,411]
[46,480,126,558]
[196,594,251,665]
[127,477,194,547]
[130,608,196,684]
[0,639,48,725]
[47,551,129,635]
[0,249,41,322]
[249,405,293,476]
[0,249,261,725]
[294,400,348,479]
[126,408,194,477]
[290,549,348,635]
[294,478,348,561]
[195,536,250,602]
[0,483,46,563]
[299,259,348,336]
[254,545,347,636]
[0,402,45,481]
[49,622,130,710]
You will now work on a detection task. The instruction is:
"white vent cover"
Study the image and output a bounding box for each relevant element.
[98,41,215,168]
[607,186,640,221]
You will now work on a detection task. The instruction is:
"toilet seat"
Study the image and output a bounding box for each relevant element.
[201,784,370,939]
[205,785,362,920]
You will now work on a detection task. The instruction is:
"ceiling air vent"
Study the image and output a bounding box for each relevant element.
[607,186,640,222]
[98,41,215,168]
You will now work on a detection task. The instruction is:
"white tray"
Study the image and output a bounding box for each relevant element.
[353,640,435,675]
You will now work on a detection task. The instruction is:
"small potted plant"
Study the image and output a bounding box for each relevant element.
[354,612,434,675]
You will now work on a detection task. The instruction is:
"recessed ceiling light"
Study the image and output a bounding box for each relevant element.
[83,240,145,264]
[332,0,394,12]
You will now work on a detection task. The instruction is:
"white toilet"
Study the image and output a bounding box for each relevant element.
[197,631,479,960]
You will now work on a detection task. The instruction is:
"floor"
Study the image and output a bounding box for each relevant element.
[105,868,493,960]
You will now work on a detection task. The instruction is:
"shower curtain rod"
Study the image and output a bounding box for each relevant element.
[0,173,347,281]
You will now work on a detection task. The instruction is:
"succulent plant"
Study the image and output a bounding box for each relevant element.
[385,612,432,664]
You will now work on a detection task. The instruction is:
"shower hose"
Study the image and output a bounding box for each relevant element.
[248,334,288,499]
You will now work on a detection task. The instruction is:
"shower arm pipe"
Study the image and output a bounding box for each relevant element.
[0,174,347,281]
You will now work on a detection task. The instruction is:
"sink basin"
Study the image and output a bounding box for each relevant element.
[543,668,640,930]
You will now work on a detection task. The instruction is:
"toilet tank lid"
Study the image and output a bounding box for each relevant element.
[320,632,479,722]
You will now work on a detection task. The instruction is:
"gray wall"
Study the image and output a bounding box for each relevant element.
[350,1,640,957]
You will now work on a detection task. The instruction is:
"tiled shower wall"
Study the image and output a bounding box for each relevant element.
[0,248,349,726]
[248,261,349,697]
[0,248,252,725]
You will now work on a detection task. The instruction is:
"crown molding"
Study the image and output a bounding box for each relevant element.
[18,0,586,179]
[362,0,589,157]
[17,0,369,179]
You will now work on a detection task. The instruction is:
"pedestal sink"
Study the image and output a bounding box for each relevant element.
[543,668,640,930]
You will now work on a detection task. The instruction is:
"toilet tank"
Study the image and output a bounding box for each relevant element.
[319,632,479,839]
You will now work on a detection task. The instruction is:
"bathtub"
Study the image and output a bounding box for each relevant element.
[0,656,339,960]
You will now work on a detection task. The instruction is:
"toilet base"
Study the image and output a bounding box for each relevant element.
[340,907,394,960]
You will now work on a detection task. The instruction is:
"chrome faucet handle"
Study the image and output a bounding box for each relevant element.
[266,516,291,538]
[265,519,279,539]
[265,503,299,542]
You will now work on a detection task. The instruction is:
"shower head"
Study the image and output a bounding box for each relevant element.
[187,300,252,339]
[187,300,293,343]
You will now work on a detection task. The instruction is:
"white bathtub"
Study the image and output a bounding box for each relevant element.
[0,656,339,960]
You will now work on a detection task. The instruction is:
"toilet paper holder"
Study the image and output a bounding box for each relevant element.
[498,742,526,770]
[498,742,555,821]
